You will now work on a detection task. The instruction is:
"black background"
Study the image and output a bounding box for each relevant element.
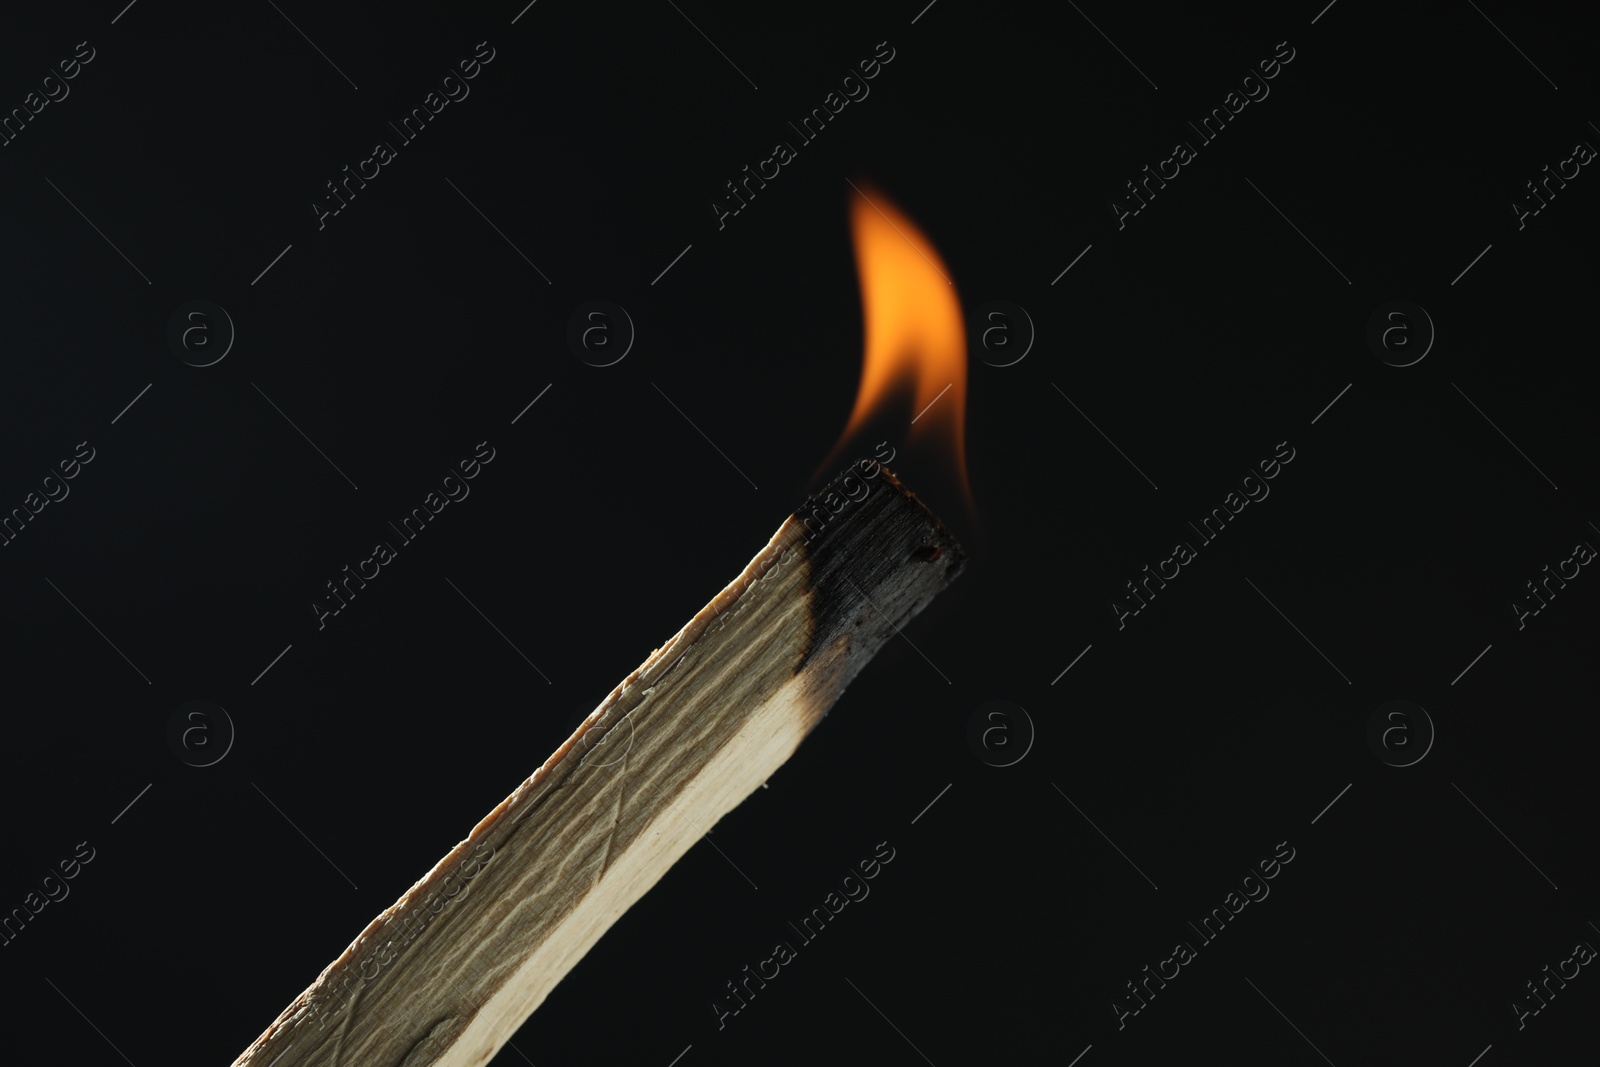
[1,1,1596,1064]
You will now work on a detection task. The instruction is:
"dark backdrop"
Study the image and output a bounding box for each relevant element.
[1,1,1595,1065]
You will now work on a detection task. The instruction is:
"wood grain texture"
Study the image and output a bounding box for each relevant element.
[232,462,964,1067]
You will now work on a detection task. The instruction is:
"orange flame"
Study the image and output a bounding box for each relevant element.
[832,184,969,502]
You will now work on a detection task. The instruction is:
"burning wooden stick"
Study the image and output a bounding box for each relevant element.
[233,460,963,1067]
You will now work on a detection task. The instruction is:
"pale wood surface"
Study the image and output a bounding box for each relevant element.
[232,463,963,1067]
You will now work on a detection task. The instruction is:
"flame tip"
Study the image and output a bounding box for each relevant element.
[826,187,969,502]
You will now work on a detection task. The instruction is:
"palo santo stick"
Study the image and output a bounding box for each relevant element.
[233,461,964,1067]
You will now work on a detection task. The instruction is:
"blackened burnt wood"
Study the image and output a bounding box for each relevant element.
[232,461,964,1067]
